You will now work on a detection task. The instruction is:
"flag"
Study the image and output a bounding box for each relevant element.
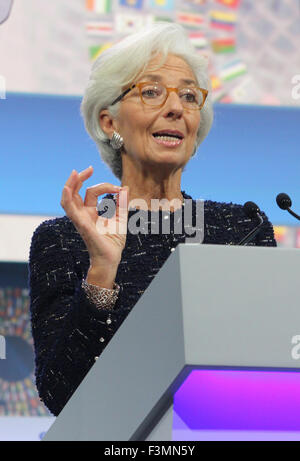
[211,37,236,53]
[213,90,232,103]
[119,0,144,9]
[210,10,236,31]
[220,59,247,81]
[153,16,173,23]
[183,0,208,4]
[274,226,288,245]
[296,229,300,248]
[115,13,146,34]
[176,12,204,28]
[260,94,281,106]
[210,74,222,91]
[188,32,208,49]
[86,0,112,14]
[215,0,240,9]
[219,94,233,103]
[230,76,256,103]
[89,43,113,61]
[85,22,113,36]
[149,0,174,11]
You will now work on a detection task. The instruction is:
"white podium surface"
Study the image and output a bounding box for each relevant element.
[43,244,300,441]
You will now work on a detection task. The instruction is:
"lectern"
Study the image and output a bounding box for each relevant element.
[43,244,300,441]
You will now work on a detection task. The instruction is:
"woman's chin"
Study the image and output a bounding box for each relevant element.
[146,153,186,172]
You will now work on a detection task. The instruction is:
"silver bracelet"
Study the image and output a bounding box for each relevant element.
[81,278,120,310]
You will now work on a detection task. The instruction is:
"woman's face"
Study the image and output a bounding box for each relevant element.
[105,54,201,174]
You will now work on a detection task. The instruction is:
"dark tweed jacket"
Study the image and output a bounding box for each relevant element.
[28,191,277,416]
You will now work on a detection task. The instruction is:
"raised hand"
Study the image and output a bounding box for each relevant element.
[60,166,129,271]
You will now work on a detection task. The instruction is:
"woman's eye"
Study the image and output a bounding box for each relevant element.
[182,93,197,102]
[142,88,160,98]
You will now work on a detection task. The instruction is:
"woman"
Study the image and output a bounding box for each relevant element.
[29,23,276,417]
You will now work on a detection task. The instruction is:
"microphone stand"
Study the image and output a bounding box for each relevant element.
[286,208,300,221]
[237,214,264,246]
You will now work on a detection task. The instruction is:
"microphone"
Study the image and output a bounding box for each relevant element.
[236,201,264,246]
[276,193,300,221]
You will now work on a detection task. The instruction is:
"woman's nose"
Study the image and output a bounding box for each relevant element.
[163,90,184,117]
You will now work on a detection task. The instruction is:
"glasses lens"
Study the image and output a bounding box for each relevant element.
[140,83,166,106]
[179,88,204,108]
[140,83,205,109]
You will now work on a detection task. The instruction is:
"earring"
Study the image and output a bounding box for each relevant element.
[110,131,124,150]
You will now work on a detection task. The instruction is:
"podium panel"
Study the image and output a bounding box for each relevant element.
[43,245,300,441]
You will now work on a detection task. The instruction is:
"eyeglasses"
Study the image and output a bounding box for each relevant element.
[110,82,208,111]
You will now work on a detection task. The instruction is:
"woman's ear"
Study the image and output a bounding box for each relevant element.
[99,109,115,137]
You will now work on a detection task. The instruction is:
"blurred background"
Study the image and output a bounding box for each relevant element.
[0,0,299,440]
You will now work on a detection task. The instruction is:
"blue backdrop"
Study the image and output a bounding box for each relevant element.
[1,92,299,225]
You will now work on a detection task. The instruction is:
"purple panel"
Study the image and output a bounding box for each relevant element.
[174,369,300,431]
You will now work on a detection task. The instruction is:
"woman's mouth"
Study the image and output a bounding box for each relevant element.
[152,134,184,147]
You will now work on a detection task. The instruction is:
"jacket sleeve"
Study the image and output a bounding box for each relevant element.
[28,218,128,417]
[224,202,277,247]
[208,201,278,247]
[253,210,277,247]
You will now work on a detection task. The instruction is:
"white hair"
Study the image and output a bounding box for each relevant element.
[80,22,214,181]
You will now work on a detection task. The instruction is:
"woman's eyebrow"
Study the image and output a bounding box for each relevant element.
[139,74,197,86]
